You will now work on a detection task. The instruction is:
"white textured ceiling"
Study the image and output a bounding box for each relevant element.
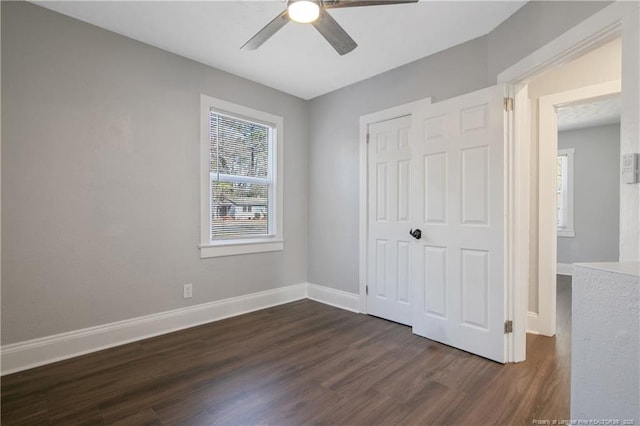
[33,1,526,99]
[557,96,621,132]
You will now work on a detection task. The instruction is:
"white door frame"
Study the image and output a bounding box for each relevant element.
[499,0,637,354]
[358,98,432,315]
[505,83,530,362]
[536,80,621,336]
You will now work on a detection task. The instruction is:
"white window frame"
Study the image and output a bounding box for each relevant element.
[200,95,284,258]
[557,148,575,238]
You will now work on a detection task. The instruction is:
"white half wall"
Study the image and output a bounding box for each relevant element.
[571,262,639,421]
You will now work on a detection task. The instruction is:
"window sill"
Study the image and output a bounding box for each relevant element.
[558,230,575,238]
[199,239,284,258]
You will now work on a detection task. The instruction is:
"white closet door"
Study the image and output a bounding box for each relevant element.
[367,115,413,325]
[410,85,506,363]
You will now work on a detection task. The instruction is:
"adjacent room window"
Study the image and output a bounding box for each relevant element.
[557,148,575,237]
[200,95,284,258]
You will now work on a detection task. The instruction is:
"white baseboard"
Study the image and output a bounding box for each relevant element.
[307,283,360,313]
[1,283,361,376]
[1,283,307,376]
[527,311,541,335]
[528,267,570,336]
[557,263,574,276]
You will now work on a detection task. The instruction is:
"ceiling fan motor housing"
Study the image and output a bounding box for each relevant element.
[287,0,321,24]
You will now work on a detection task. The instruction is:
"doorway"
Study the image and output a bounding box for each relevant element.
[555,95,622,344]
[501,31,624,342]
[535,76,621,336]
[555,97,622,274]
[497,0,639,359]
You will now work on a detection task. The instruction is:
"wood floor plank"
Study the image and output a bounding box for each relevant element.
[372,342,458,402]
[389,381,469,425]
[308,388,395,426]
[1,281,572,425]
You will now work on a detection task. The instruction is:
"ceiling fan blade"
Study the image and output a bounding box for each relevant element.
[312,9,357,56]
[323,0,419,9]
[241,10,289,50]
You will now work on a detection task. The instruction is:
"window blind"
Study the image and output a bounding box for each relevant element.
[209,111,272,240]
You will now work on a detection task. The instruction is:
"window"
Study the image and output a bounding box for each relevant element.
[557,148,575,237]
[200,95,283,258]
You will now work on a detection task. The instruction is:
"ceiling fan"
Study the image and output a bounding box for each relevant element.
[241,0,419,56]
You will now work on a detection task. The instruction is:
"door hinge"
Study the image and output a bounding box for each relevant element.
[504,320,513,334]
[366,133,370,144]
[366,285,369,295]
[504,97,514,112]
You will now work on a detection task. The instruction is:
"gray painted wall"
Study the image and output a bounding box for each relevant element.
[487,1,612,82]
[1,2,309,344]
[1,0,615,345]
[557,124,620,264]
[307,37,489,293]
[307,1,611,293]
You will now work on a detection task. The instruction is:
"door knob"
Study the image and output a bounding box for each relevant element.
[409,228,422,240]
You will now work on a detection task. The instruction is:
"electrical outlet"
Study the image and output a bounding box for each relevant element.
[183,283,193,299]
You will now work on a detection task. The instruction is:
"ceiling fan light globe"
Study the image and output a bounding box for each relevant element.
[287,0,320,24]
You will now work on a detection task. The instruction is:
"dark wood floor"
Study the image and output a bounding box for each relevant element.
[2,278,572,425]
